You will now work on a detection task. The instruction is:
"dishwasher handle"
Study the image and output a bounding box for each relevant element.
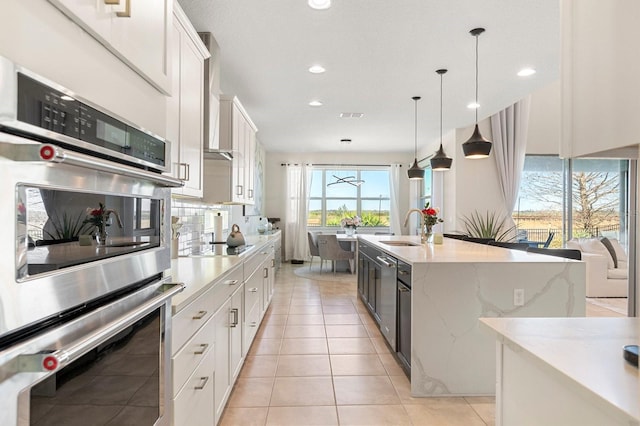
[376,255,396,268]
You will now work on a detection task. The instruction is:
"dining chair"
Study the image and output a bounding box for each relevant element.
[316,234,355,274]
[526,247,582,260]
[307,231,322,270]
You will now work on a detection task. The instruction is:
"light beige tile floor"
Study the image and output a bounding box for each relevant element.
[220,263,627,426]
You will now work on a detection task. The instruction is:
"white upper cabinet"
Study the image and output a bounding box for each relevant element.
[167,3,209,197]
[204,96,258,205]
[47,0,172,94]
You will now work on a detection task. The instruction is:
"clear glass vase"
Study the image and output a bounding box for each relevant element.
[96,226,108,245]
[423,225,434,243]
[344,226,356,237]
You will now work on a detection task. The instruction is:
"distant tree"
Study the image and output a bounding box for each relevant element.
[520,171,619,232]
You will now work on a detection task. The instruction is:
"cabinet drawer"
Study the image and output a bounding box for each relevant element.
[173,343,215,426]
[172,265,243,353]
[172,312,216,397]
[244,249,270,280]
[244,301,261,353]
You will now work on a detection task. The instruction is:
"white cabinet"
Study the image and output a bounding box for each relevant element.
[213,283,244,424]
[47,0,172,94]
[167,4,209,198]
[203,96,257,204]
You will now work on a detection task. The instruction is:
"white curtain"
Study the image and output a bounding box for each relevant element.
[490,97,531,226]
[284,164,310,261]
[388,164,402,236]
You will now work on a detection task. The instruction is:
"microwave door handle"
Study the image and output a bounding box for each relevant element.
[17,283,185,374]
[0,141,184,188]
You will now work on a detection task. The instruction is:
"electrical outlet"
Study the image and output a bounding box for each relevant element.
[514,288,525,306]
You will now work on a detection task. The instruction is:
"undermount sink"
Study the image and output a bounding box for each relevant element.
[380,241,421,247]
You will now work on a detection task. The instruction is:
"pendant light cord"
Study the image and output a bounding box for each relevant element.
[475,32,479,124]
[440,72,443,147]
[414,98,418,157]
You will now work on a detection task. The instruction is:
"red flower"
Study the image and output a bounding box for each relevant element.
[425,208,437,216]
[89,208,103,216]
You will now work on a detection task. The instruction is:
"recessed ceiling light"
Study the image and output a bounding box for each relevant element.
[467,102,480,109]
[517,68,536,77]
[309,65,326,74]
[308,0,331,10]
[309,100,323,107]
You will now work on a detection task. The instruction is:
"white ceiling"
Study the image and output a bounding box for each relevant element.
[178,0,559,155]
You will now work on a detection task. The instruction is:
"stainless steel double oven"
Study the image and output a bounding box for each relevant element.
[0,56,184,425]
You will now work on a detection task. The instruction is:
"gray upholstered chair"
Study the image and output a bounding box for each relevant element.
[317,234,355,274]
[307,231,322,270]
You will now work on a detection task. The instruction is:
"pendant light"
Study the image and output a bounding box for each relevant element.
[407,96,425,180]
[462,27,492,159]
[430,69,453,171]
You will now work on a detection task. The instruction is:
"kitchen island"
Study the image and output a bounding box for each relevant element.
[357,234,586,397]
[481,317,639,426]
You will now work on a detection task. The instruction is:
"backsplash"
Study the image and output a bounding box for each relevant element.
[170,199,265,256]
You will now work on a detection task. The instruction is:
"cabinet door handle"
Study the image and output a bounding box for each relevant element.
[248,189,253,198]
[115,0,131,17]
[225,279,239,286]
[236,185,243,196]
[263,267,268,278]
[230,308,239,327]
[104,0,120,4]
[398,286,410,293]
[249,321,257,327]
[248,287,258,293]
[194,376,209,390]
[194,343,209,355]
[185,163,190,181]
[376,256,396,268]
[271,259,275,267]
[192,310,207,320]
[398,270,409,275]
[179,163,188,181]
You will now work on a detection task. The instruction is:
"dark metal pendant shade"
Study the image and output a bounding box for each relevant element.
[464,27,492,159]
[408,158,425,180]
[408,96,424,180]
[430,144,453,170]
[431,68,452,171]
[462,124,492,158]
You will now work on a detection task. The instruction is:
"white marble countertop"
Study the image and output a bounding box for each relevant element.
[357,234,577,265]
[481,317,640,421]
[168,231,281,313]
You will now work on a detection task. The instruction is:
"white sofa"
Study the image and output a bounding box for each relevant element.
[566,238,628,298]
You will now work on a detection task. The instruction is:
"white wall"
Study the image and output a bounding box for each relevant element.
[1,0,168,137]
[527,80,561,155]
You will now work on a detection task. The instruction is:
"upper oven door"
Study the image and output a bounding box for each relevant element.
[0,133,181,340]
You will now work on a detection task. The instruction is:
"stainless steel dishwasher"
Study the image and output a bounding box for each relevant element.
[374,253,397,350]
[397,260,412,374]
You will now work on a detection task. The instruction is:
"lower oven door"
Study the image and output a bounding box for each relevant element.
[0,280,183,426]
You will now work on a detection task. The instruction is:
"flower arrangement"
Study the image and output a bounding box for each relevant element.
[83,202,123,244]
[17,201,26,224]
[421,202,443,228]
[341,215,361,229]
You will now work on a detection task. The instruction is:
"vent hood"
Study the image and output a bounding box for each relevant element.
[199,32,233,161]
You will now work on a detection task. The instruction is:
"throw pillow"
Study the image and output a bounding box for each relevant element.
[599,237,618,268]
[581,239,615,269]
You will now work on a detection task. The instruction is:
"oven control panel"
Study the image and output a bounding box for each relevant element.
[14,73,167,171]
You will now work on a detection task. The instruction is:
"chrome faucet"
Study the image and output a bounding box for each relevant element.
[404,208,426,243]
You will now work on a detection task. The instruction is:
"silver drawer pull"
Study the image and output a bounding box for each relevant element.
[192,310,207,320]
[230,308,239,327]
[225,279,239,285]
[195,376,209,390]
[249,321,257,327]
[194,343,209,355]
[399,270,409,275]
[248,287,258,293]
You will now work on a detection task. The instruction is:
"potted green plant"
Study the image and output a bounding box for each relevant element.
[460,210,515,242]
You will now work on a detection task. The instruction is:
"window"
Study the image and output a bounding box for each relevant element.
[308,168,390,228]
[514,155,628,247]
[420,166,433,208]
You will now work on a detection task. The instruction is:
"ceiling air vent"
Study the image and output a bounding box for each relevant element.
[339,113,364,118]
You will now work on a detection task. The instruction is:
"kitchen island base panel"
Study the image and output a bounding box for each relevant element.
[410,261,586,397]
